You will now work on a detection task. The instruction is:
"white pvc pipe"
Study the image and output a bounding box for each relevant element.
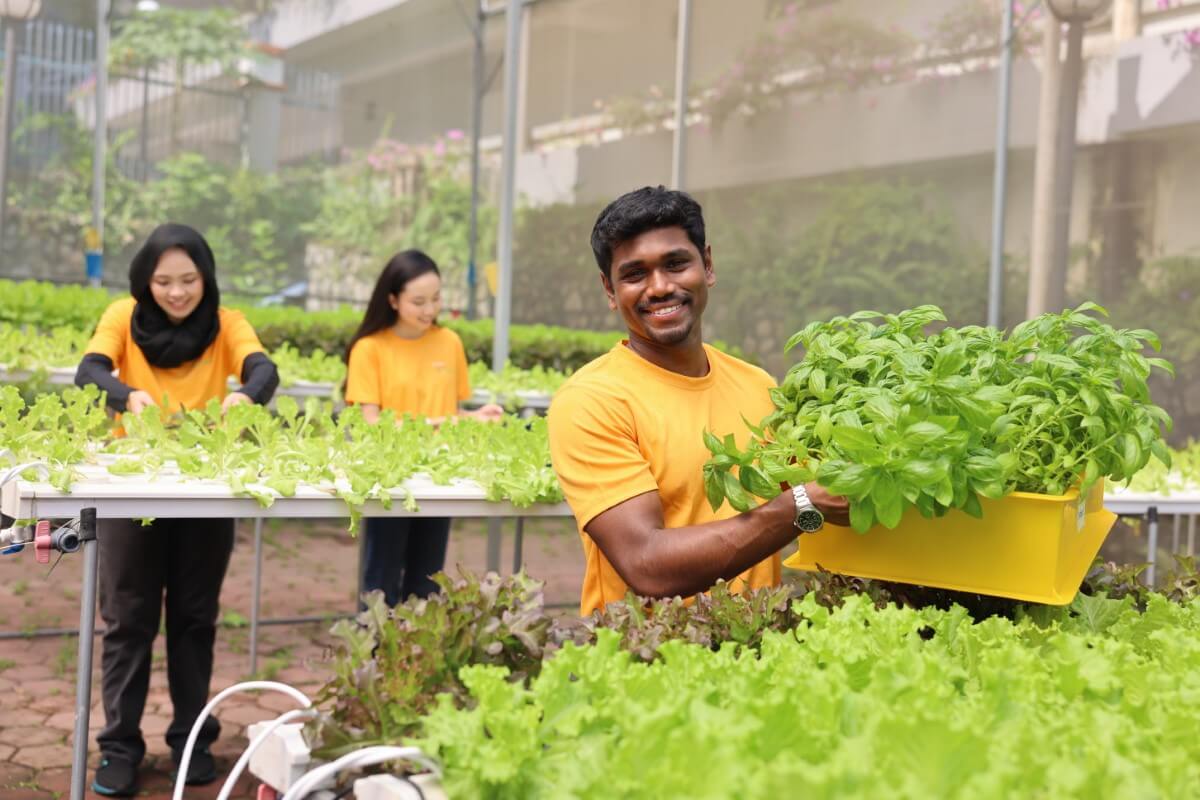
[280,746,440,800]
[217,707,319,800]
[173,681,312,800]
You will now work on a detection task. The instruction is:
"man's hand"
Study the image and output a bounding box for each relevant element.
[222,392,253,413]
[126,390,156,415]
[805,481,851,527]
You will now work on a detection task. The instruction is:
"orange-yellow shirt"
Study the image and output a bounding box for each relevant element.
[548,341,781,616]
[344,326,470,418]
[85,297,264,413]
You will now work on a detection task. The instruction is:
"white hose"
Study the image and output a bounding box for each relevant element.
[0,460,48,486]
[217,707,319,800]
[280,745,441,800]
[173,680,312,800]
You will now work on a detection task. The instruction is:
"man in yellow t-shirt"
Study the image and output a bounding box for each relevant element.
[548,186,850,616]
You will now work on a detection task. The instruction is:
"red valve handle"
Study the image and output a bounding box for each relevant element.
[34,520,51,564]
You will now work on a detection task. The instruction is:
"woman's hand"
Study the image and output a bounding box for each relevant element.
[222,392,253,413]
[469,403,505,423]
[127,390,157,415]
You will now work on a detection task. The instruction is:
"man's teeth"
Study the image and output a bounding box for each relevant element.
[650,304,682,316]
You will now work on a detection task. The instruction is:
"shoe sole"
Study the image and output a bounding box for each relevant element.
[91,780,136,797]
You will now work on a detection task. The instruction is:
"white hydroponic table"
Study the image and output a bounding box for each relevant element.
[0,466,571,800]
[1103,485,1200,585]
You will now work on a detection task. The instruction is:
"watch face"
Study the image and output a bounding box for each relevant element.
[797,509,824,532]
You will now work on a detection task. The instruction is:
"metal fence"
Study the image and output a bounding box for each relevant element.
[0,17,340,182]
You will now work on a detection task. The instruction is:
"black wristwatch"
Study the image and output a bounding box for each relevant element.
[791,484,825,533]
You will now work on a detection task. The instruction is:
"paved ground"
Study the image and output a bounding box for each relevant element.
[0,516,584,799]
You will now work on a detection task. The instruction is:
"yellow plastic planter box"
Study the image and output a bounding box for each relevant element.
[782,481,1115,605]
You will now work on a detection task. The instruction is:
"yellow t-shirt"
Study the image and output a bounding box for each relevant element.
[548,341,781,616]
[85,297,265,413]
[344,326,471,418]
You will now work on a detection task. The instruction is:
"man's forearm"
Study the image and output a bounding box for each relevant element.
[626,493,796,598]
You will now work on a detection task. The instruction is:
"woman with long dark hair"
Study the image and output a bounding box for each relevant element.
[74,223,279,797]
[344,249,502,606]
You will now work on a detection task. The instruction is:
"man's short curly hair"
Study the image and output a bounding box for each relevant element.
[590,186,707,277]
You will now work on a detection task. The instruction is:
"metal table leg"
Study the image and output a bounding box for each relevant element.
[1172,513,1181,555]
[249,518,263,676]
[70,508,99,800]
[356,528,365,611]
[1188,514,1196,558]
[1146,506,1159,587]
[486,518,503,574]
[512,517,524,574]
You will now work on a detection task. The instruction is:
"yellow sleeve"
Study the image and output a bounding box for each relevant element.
[455,334,470,403]
[344,338,380,406]
[547,385,660,530]
[221,309,266,378]
[85,299,130,363]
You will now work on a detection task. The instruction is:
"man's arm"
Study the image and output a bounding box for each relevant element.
[585,483,850,599]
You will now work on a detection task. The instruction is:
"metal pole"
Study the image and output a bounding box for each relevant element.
[69,508,99,800]
[670,0,692,190]
[986,0,1014,328]
[91,0,109,288]
[1146,505,1158,587]
[1026,14,1062,319]
[0,20,18,254]
[138,64,149,181]
[486,518,503,574]
[249,517,263,676]
[1046,18,1085,316]
[511,517,524,573]
[466,2,484,320]
[491,0,522,371]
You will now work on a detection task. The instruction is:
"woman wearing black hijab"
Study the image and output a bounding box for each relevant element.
[74,223,279,796]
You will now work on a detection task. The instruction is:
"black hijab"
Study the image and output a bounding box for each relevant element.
[128,223,221,368]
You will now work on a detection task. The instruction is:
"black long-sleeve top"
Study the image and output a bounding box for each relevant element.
[74,351,280,413]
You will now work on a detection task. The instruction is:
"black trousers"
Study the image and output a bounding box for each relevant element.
[360,516,450,607]
[96,517,235,764]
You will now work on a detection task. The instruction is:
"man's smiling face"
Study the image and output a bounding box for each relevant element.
[603,226,715,348]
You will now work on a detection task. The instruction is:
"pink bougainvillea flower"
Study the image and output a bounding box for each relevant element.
[446,128,465,141]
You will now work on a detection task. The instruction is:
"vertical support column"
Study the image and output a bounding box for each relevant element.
[1145,506,1158,587]
[486,518,503,575]
[0,20,18,253]
[1026,14,1062,319]
[487,0,525,573]
[491,0,524,374]
[511,517,524,574]
[249,518,263,677]
[986,0,1014,328]
[1112,0,1141,42]
[90,0,110,288]
[466,2,485,320]
[243,84,283,172]
[670,0,692,190]
[70,508,99,800]
[1045,19,1085,316]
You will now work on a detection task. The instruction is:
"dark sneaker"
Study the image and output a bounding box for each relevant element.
[172,746,219,786]
[92,755,138,797]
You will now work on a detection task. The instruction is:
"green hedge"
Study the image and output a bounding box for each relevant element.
[0,280,629,371]
[242,304,627,371]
